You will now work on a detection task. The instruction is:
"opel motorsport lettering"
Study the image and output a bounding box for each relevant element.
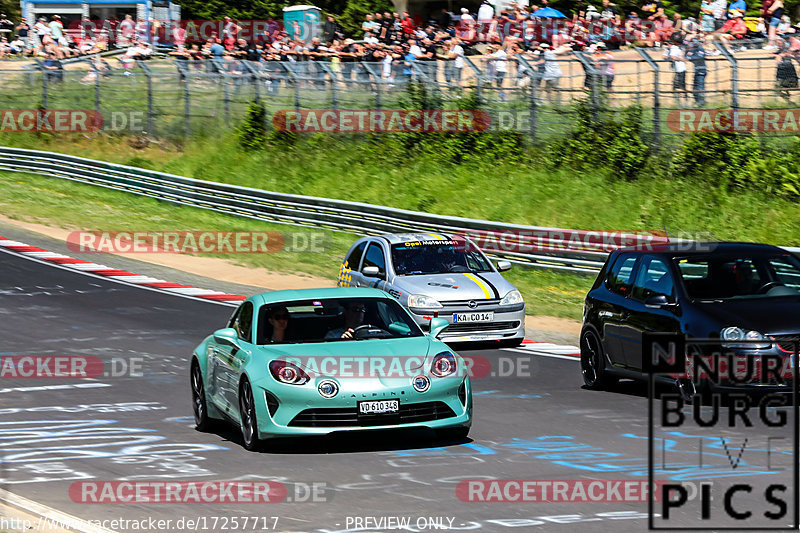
[337,233,525,345]
[191,288,472,450]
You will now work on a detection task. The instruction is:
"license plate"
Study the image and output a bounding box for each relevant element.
[453,312,494,323]
[358,400,399,414]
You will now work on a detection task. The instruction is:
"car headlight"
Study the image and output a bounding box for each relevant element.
[408,294,442,308]
[431,351,457,378]
[269,360,310,385]
[721,327,771,349]
[500,290,523,306]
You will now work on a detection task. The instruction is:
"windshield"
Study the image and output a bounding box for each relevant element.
[391,238,492,275]
[676,253,800,300]
[257,297,424,344]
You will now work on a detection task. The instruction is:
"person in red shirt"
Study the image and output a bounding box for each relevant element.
[708,11,747,41]
[401,11,415,35]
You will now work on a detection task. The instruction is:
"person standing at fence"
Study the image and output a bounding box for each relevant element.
[685,38,707,105]
[775,48,798,101]
[490,43,509,93]
[663,33,689,105]
[594,42,615,91]
[538,43,568,105]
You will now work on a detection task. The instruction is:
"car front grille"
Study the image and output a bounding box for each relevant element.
[440,299,500,308]
[446,321,520,333]
[288,401,456,428]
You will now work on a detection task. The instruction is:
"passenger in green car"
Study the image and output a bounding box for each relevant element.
[267,306,291,342]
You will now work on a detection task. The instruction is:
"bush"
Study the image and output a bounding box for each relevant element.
[548,100,651,179]
[236,101,269,151]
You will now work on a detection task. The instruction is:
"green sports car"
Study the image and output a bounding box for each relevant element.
[190,287,472,450]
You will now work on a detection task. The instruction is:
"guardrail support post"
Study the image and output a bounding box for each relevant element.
[635,48,661,151]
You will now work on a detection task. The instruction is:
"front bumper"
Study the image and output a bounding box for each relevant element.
[407,304,526,342]
[251,374,472,439]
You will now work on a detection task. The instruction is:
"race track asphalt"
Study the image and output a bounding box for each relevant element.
[0,246,796,533]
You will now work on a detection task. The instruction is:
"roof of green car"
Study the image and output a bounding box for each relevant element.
[252,287,388,306]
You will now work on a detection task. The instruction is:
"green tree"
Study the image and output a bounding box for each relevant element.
[339,0,392,37]
[1,0,21,19]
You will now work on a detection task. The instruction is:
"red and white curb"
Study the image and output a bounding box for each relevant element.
[0,235,582,357]
[0,236,245,304]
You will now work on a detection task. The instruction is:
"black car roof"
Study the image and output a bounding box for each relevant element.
[613,241,788,257]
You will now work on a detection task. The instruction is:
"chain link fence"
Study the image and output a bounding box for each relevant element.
[0,46,798,144]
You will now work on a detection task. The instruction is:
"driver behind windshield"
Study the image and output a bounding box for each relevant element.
[325,301,367,339]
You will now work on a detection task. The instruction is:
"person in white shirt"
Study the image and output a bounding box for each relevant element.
[490,43,508,87]
[663,34,688,104]
[408,38,422,57]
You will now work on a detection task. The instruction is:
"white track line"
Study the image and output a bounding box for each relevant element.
[502,347,581,361]
[0,488,118,533]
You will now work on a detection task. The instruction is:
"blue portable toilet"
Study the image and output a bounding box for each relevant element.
[283,5,321,42]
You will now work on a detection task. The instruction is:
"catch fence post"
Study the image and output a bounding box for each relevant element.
[714,41,738,110]
[137,60,154,136]
[635,48,661,151]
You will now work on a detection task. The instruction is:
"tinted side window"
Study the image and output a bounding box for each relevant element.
[363,243,386,278]
[606,254,638,296]
[345,241,367,270]
[234,302,254,342]
[631,257,675,301]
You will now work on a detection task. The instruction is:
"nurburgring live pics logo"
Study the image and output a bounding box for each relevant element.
[644,333,799,529]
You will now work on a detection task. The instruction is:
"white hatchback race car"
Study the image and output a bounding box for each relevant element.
[337,233,525,345]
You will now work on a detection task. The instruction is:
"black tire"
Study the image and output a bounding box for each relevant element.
[437,426,470,441]
[239,379,262,451]
[191,360,214,432]
[580,329,617,390]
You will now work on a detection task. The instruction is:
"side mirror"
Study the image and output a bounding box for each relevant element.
[645,294,679,311]
[496,260,512,272]
[362,266,380,277]
[429,317,450,338]
[213,327,239,346]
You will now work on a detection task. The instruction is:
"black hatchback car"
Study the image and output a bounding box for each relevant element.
[580,242,800,394]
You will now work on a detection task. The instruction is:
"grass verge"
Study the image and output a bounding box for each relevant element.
[0,170,595,319]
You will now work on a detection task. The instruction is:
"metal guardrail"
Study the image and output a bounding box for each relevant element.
[0,146,796,274]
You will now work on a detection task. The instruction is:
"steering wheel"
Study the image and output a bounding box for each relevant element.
[352,324,385,338]
[757,281,784,294]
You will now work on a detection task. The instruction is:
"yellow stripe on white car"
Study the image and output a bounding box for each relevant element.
[463,273,491,299]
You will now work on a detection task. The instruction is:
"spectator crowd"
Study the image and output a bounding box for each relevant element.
[0,0,798,103]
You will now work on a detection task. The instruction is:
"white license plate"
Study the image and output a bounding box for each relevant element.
[453,312,494,323]
[358,400,399,414]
